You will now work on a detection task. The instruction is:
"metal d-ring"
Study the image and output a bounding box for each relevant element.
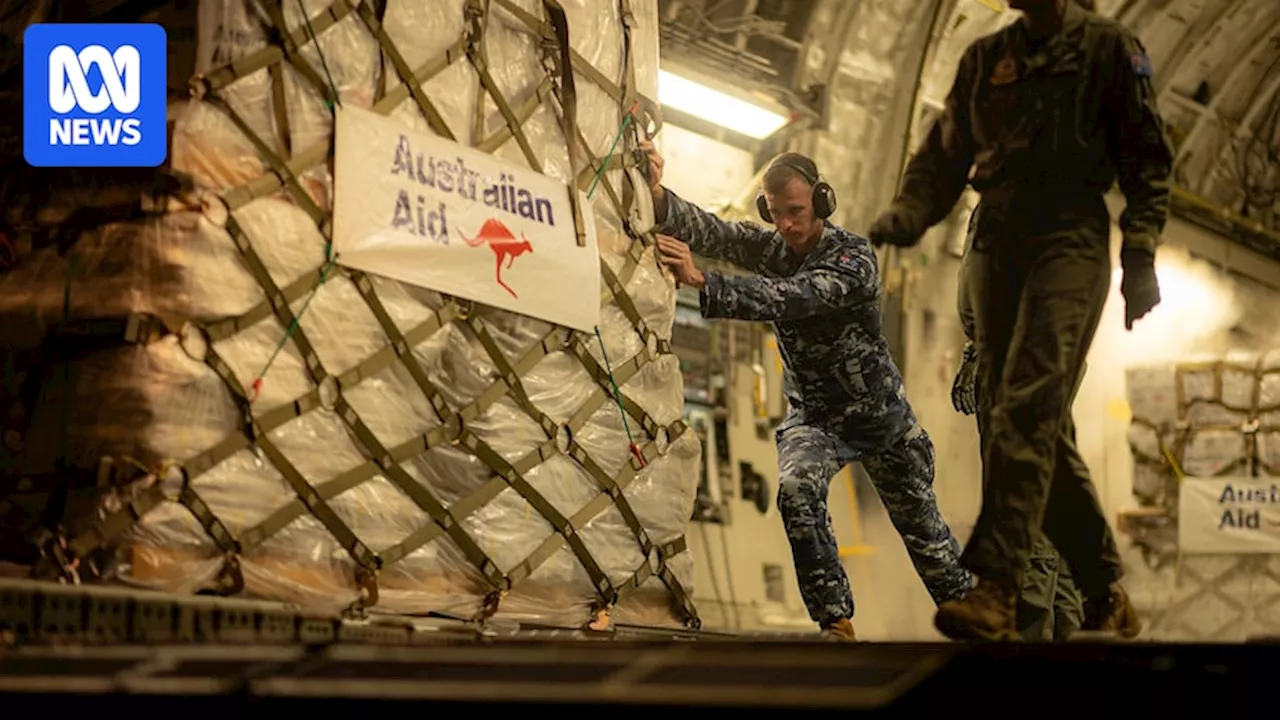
[178,322,210,362]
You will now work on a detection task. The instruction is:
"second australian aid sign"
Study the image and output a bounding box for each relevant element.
[1178,476,1280,554]
[332,105,601,332]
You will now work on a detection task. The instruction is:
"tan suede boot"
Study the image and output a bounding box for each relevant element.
[934,578,1019,642]
[821,617,858,642]
[1082,583,1142,639]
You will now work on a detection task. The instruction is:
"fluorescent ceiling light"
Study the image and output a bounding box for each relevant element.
[658,69,790,140]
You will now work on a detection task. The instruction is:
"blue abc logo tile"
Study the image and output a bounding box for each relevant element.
[23,23,168,168]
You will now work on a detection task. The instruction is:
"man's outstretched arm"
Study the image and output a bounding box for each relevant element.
[655,187,788,276]
[699,244,879,322]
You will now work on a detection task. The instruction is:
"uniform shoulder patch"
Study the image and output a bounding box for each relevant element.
[1130,49,1153,78]
[836,249,867,273]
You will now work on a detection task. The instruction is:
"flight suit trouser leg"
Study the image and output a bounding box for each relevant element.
[976,406,1084,641]
[964,221,1121,602]
[1058,414,1125,587]
[1017,535,1064,642]
[1051,543,1084,641]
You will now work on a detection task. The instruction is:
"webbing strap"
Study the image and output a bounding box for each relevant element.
[346,271,453,426]
[476,78,556,154]
[600,260,652,340]
[205,95,329,232]
[617,0,639,221]
[370,0,391,104]
[465,4,541,173]
[540,0,587,247]
[268,61,293,157]
[254,0,344,109]
[195,0,356,95]
[67,483,167,559]
[204,267,330,343]
[493,0,630,107]
[573,343,674,440]
[353,0,456,140]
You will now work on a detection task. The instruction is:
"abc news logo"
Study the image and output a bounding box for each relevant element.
[48,44,144,147]
[23,23,167,168]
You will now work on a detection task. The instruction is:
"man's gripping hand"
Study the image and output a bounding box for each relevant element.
[639,139,670,224]
[1120,247,1161,330]
[869,202,924,248]
[639,140,664,191]
[657,234,705,288]
[952,342,978,415]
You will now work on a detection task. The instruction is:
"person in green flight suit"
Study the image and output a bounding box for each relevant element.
[954,205,1087,642]
[868,0,1170,640]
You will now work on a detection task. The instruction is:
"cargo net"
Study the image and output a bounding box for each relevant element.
[1123,352,1280,640]
[3,0,701,630]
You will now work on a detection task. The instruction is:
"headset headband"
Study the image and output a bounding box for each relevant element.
[769,156,819,187]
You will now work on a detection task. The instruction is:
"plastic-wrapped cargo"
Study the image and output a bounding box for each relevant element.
[0,0,702,630]
[1122,351,1280,642]
[1126,351,1274,502]
[1124,350,1280,522]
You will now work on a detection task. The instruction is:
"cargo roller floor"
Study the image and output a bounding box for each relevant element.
[1,579,1275,713]
[0,638,1275,714]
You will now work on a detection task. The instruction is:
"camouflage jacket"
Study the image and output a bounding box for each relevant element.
[657,189,915,446]
[897,0,1174,254]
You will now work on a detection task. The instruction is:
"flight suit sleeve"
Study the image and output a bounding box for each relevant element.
[895,45,980,234]
[655,187,788,275]
[957,210,978,342]
[1104,30,1174,255]
[699,245,878,322]
[957,259,976,342]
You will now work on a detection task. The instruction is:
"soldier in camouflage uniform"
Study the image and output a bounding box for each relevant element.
[955,206,1087,642]
[869,0,1168,641]
[641,142,975,641]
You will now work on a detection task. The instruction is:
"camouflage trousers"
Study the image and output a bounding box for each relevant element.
[775,420,975,626]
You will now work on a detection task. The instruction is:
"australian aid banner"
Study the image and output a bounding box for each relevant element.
[332,105,601,332]
[1178,476,1280,554]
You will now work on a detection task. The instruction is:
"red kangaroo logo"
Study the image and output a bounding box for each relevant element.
[459,218,534,299]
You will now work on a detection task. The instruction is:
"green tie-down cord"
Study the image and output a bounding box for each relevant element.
[589,103,647,469]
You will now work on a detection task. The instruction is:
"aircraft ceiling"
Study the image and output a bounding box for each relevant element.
[658,0,1280,245]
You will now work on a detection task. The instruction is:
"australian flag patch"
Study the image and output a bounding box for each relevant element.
[1130,50,1153,78]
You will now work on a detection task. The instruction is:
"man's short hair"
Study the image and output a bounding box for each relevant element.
[762,153,820,196]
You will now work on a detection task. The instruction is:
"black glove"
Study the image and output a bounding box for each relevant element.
[868,203,923,249]
[951,342,978,415]
[1120,247,1160,330]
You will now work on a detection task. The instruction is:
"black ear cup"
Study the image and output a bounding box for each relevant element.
[812,181,837,219]
[756,192,773,223]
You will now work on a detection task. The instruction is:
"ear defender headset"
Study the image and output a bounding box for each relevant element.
[755,154,838,224]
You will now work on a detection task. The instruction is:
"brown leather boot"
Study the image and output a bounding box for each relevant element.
[1082,583,1142,639]
[821,617,858,642]
[934,578,1019,642]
